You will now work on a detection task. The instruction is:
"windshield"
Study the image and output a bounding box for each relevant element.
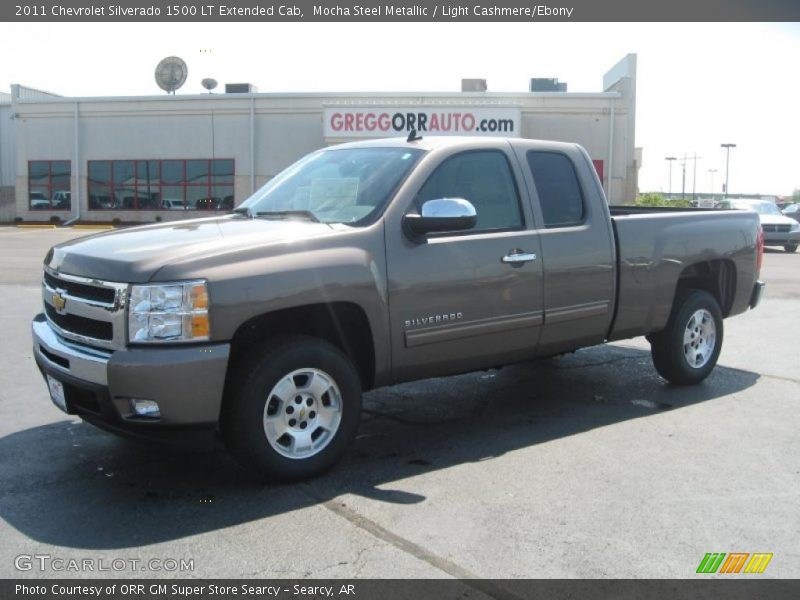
[730,201,781,216]
[238,147,424,225]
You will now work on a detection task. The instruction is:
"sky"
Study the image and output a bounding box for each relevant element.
[1,22,798,196]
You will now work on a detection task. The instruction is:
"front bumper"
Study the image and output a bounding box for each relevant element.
[32,314,230,441]
[762,230,800,246]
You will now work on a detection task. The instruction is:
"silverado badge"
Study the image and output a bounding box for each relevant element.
[52,291,67,314]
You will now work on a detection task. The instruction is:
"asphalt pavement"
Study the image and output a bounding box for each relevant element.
[0,226,797,579]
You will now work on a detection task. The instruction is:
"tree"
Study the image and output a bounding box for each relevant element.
[635,193,692,208]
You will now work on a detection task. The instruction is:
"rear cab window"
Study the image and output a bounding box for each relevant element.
[526,151,586,228]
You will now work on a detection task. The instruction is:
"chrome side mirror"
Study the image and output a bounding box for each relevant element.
[403,198,477,238]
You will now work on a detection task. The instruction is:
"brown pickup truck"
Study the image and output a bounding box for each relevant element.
[32,137,765,481]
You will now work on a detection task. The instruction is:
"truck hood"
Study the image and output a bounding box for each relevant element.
[758,214,797,227]
[46,216,339,282]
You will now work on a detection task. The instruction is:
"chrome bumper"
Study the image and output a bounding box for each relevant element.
[762,230,800,245]
[32,315,110,386]
[32,313,230,428]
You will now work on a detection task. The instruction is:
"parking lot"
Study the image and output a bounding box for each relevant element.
[0,225,797,579]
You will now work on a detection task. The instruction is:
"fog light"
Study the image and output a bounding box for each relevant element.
[130,399,160,418]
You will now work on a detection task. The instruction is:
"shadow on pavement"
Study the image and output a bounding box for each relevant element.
[0,344,758,550]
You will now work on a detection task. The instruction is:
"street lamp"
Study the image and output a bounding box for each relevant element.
[721,143,736,198]
[665,156,677,198]
[690,153,702,202]
[680,155,687,200]
[708,169,718,196]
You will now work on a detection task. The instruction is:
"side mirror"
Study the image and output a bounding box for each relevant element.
[403,198,477,238]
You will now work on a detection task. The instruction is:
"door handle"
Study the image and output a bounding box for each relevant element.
[502,252,537,264]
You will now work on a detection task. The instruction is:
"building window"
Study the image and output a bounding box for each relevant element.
[88,159,235,210]
[29,161,71,210]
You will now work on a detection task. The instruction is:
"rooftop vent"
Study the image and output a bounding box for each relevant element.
[530,78,567,92]
[225,83,258,94]
[461,79,487,92]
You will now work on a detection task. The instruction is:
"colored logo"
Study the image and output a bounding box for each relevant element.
[696,552,773,574]
[52,291,67,314]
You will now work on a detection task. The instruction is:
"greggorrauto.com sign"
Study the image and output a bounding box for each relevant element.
[324,107,521,138]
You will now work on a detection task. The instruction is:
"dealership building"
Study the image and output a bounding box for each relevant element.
[0,54,639,223]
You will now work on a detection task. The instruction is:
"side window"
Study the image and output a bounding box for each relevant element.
[526,152,585,228]
[416,150,523,232]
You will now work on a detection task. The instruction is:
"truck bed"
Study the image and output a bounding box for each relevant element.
[609,205,720,216]
[608,208,760,341]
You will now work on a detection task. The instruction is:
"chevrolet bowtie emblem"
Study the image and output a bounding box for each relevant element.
[52,291,67,313]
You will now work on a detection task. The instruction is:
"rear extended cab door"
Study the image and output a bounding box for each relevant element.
[510,142,616,356]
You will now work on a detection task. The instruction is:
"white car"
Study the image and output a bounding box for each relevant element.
[29,191,50,210]
[161,198,187,210]
[724,199,800,253]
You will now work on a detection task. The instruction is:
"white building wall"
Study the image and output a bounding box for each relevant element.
[0,97,14,187]
[8,55,637,222]
[0,98,15,221]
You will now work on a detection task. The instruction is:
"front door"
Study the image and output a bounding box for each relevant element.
[385,145,544,382]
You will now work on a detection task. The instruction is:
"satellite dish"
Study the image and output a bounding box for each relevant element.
[155,56,188,94]
[201,78,218,93]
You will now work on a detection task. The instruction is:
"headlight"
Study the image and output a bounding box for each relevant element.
[128,281,210,343]
[790,221,800,232]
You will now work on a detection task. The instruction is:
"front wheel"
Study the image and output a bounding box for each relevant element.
[222,335,362,482]
[649,290,723,385]
[784,244,798,253]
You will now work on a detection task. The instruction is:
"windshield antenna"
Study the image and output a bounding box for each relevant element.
[407,128,422,142]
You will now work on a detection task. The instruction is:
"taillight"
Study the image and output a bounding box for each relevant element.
[756,226,764,275]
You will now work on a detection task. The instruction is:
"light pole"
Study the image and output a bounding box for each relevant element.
[721,143,736,198]
[665,157,677,198]
[690,153,702,202]
[708,169,718,196]
[680,155,687,200]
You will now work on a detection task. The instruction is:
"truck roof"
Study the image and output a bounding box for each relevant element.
[331,136,581,153]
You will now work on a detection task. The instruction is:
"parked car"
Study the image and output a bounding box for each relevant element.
[720,199,800,253]
[32,137,765,481]
[161,198,187,210]
[29,191,50,210]
[782,203,800,224]
[51,191,71,210]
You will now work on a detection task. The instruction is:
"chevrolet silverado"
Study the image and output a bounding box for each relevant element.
[33,137,765,481]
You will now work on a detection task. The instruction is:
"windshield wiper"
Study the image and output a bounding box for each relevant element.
[255,210,320,223]
[232,206,252,217]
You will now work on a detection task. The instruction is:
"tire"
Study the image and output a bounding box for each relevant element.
[649,289,723,386]
[784,244,798,253]
[222,335,362,482]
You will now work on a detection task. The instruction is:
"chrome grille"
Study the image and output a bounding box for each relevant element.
[762,224,791,233]
[44,303,113,340]
[43,271,116,304]
[42,268,129,351]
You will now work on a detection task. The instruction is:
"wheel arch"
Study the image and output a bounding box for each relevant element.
[673,258,737,317]
[227,302,376,391]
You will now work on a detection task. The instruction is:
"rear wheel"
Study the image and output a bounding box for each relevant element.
[222,335,362,482]
[784,244,798,253]
[649,290,723,385]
